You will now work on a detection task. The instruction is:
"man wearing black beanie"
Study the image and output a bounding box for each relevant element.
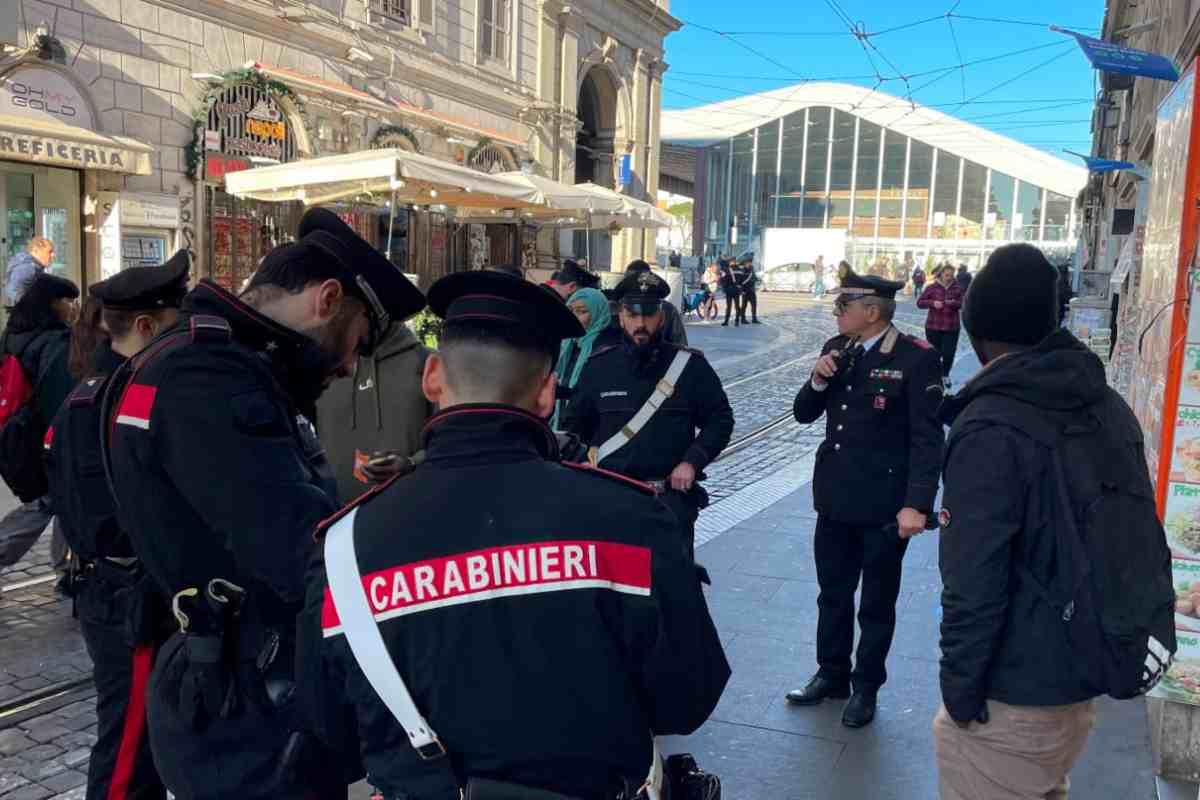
[934,243,1173,797]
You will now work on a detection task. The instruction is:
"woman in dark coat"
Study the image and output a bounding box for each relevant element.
[719,258,741,327]
[0,273,79,570]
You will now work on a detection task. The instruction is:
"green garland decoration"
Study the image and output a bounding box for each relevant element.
[370,124,420,152]
[185,68,311,181]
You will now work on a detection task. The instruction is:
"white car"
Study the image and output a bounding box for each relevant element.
[761,262,818,293]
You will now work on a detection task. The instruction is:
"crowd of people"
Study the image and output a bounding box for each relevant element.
[0,222,1172,800]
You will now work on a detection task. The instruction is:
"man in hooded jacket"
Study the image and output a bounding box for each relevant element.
[935,243,1122,798]
[317,321,432,501]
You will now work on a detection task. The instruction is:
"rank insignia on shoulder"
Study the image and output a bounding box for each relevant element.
[561,461,658,495]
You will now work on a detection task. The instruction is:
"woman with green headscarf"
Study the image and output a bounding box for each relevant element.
[551,287,611,429]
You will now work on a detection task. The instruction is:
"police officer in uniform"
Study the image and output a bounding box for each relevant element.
[785,269,944,728]
[306,270,729,800]
[46,253,189,800]
[102,208,426,800]
[562,270,733,559]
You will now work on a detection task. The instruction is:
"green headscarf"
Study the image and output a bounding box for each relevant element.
[552,287,611,428]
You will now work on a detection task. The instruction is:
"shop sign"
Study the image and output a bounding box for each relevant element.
[0,130,139,172]
[120,193,181,228]
[205,84,297,171]
[0,66,95,129]
[204,154,251,184]
[97,192,122,280]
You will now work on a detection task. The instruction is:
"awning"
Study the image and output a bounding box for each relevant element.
[575,183,675,229]
[0,114,154,175]
[223,148,543,209]
[450,179,675,229]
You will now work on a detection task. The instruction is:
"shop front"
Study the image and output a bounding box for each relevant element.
[0,60,153,289]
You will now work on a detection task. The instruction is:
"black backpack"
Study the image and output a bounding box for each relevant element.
[992,390,1176,699]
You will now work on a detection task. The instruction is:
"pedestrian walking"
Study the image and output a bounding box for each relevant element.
[911,263,926,298]
[317,313,433,503]
[0,273,79,571]
[956,263,972,294]
[562,269,734,559]
[307,270,728,800]
[737,252,761,323]
[3,237,55,309]
[934,243,1175,799]
[101,208,426,800]
[545,259,599,300]
[719,257,741,327]
[812,255,827,299]
[917,264,965,384]
[786,268,944,728]
[46,253,190,800]
[551,286,611,428]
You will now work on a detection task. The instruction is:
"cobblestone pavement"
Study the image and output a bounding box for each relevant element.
[0,292,836,799]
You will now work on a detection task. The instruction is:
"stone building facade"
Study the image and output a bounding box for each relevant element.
[0,0,678,290]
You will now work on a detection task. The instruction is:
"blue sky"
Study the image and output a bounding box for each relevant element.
[661,0,1105,161]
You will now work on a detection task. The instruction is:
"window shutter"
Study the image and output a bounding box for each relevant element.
[419,0,433,27]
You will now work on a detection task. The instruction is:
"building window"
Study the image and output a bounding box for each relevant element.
[931,152,960,240]
[802,108,831,228]
[479,0,512,64]
[1014,182,1042,241]
[754,122,779,230]
[828,110,855,228]
[903,140,933,239]
[730,131,754,245]
[706,146,729,245]
[958,161,986,241]
[777,110,806,228]
[853,119,882,237]
[369,0,434,29]
[1044,192,1072,241]
[987,171,1015,240]
[878,130,906,238]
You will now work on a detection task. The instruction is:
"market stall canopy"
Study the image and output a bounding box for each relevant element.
[575,183,675,229]
[453,179,674,229]
[0,114,154,175]
[222,148,544,209]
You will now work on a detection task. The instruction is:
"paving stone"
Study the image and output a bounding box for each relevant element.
[60,747,92,769]
[0,771,30,795]
[0,730,35,757]
[16,744,64,764]
[37,768,87,794]
[21,721,73,745]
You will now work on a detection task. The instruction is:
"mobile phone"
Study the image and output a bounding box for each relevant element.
[366,453,401,469]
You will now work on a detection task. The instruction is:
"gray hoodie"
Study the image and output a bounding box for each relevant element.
[316,323,432,503]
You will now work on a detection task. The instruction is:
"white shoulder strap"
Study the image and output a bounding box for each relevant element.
[324,508,446,760]
[590,349,693,466]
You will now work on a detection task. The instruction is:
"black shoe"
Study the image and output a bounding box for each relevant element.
[785,675,850,706]
[722,322,729,327]
[752,319,762,324]
[841,689,878,728]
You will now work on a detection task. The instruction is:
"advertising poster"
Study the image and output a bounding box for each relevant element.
[1136,63,1200,705]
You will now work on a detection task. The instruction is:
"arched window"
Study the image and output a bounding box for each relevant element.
[469,141,516,174]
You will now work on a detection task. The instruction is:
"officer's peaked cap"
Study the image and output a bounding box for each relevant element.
[429,270,584,347]
[296,207,427,327]
[613,268,669,314]
[90,250,190,310]
[837,268,903,300]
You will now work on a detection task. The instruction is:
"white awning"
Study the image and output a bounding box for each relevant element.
[575,183,675,229]
[0,114,154,175]
[223,148,544,209]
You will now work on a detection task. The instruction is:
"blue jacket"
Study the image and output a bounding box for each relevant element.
[4,251,44,307]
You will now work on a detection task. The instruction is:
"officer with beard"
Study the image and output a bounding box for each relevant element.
[101,208,426,800]
[562,270,734,558]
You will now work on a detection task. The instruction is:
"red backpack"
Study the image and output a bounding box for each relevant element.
[0,353,33,427]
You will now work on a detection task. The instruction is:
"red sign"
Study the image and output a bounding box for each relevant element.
[205,154,251,183]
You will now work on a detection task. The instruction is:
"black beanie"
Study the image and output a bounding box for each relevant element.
[962,244,1059,346]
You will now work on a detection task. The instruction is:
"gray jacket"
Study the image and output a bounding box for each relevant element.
[4,252,44,307]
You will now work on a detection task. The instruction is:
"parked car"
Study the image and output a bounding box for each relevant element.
[762,262,817,293]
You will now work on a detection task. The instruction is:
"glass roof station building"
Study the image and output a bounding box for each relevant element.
[662,83,1089,273]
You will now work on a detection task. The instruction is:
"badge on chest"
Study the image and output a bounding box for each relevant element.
[869,369,903,381]
[874,395,887,411]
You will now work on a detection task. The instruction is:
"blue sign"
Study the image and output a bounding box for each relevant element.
[619,154,632,186]
[1085,157,1137,173]
[1054,27,1180,82]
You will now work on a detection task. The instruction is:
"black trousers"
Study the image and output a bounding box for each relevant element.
[723,292,741,325]
[925,327,960,378]
[78,581,166,800]
[740,289,758,322]
[814,516,909,689]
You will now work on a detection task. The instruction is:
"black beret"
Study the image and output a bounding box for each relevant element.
[428,270,584,347]
[90,250,189,311]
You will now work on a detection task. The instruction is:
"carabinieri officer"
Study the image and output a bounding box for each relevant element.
[305,270,729,800]
[46,252,190,800]
[786,268,944,728]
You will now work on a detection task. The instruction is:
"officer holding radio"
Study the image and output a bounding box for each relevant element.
[785,269,944,728]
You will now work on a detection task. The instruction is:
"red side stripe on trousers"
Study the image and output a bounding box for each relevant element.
[107,644,153,800]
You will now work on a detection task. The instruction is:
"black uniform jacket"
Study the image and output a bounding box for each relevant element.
[938,330,1114,722]
[793,327,944,525]
[47,341,129,561]
[106,280,339,619]
[306,406,730,799]
[561,339,734,481]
